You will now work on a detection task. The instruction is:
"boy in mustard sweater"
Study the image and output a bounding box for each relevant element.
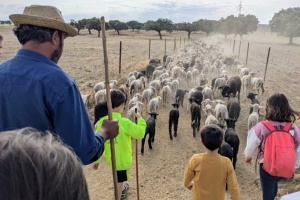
[93,89,146,200]
[184,124,241,200]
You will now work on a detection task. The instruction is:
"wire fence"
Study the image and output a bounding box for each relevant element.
[218,37,300,110]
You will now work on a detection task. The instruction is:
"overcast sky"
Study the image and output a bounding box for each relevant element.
[0,0,299,24]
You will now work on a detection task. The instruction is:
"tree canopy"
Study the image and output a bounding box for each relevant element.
[85,17,110,37]
[269,7,300,44]
[109,20,128,35]
[126,20,143,32]
[175,22,197,39]
[144,18,173,39]
[70,19,86,34]
[216,14,258,39]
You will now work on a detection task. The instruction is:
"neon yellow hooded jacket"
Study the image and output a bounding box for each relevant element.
[95,112,146,171]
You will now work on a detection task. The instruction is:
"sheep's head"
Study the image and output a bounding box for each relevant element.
[147,112,159,119]
[224,118,237,129]
[171,103,180,109]
[247,92,258,100]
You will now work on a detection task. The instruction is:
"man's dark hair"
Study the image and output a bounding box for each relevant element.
[13,25,57,44]
[0,34,3,41]
[265,93,300,122]
[111,89,126,109]
[200,124,224,151]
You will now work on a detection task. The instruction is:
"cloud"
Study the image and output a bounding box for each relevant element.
[0,1,299,24]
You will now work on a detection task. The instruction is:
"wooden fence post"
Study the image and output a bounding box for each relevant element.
[263,47,271,82]
[238,41,241,59]
[246,42,250,66]
[174,38,176,52]
[119,41,122,74]
[148,39,151,60]
[232,40,236,53]
[164,38,167,56]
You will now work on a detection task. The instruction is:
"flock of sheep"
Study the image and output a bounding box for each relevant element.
[82,40,266,169]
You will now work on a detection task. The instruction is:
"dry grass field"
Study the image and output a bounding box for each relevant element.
[1,25,300,199]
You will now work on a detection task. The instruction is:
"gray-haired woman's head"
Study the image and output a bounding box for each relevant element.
[0,127,89,200]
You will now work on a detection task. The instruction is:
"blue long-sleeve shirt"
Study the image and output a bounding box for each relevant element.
[0,49,104,164]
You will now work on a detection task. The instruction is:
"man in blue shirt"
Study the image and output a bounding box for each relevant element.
[0,5,119,165]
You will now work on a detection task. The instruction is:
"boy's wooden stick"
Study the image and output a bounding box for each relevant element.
[100,16,119,200]
[135,108,140,200]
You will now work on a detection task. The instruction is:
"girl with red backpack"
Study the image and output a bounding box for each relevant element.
[244,93,300,200]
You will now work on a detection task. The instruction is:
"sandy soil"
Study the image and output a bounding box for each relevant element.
[1,25,300,199]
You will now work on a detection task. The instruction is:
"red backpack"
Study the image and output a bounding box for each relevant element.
[261,120,296,178]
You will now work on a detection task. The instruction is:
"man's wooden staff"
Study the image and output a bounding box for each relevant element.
[135,108,140,200]
[100,16,119,200]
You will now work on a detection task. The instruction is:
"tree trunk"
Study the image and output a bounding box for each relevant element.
[188,32,191,40]
[137,29,140,33]
[117,30,120,35]
[97,31,100,38]
[289,36,293,44]
[158,31,162,40]
[88,29,91,34]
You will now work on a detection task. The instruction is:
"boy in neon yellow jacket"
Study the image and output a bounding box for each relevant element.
[93,89,146,200]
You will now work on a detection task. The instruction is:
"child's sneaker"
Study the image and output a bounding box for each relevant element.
[121,183,129,199]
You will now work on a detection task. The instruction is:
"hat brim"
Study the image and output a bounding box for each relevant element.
[9,14,77,37]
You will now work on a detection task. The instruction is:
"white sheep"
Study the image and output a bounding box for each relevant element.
[81,94,91,110]
[162,85,172,106]
[186,88,197,113]
[214,99,229,126]
[127,102,144,122]
[94,89,107,105]
[142,86,156,111]
[127,75,136,85]
[109,80,118,89]
[130,79,142,96]
[251,77,265,94]
[204,104,218,125]
[94,81,105,93]
[128,93,142,110]
[202,86,213,101]
[149,79,161,95]
[171,79,179,95]
[148,96,162,113]
[152,69,164,80]
[213,77,226,98]
[248,103,262,131]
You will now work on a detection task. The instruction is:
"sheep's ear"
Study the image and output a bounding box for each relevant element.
[254,93,258,95]
[147,112,151,115]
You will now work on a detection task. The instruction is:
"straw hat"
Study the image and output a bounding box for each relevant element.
[9,5,77,37]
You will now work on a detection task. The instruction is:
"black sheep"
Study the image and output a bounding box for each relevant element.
[175,89,188,107]
[136,71,145,79]
[224,118,240,169]
[227,94,241,121]
[191,87,203,107]
[94,101,108,125]
[189,98,201,137]
[216,123,233,162]
[141,112,159,154]
[145,64,156,81]
[169,103,180,140]
[247,92,260,114]
[219,76,241,103]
